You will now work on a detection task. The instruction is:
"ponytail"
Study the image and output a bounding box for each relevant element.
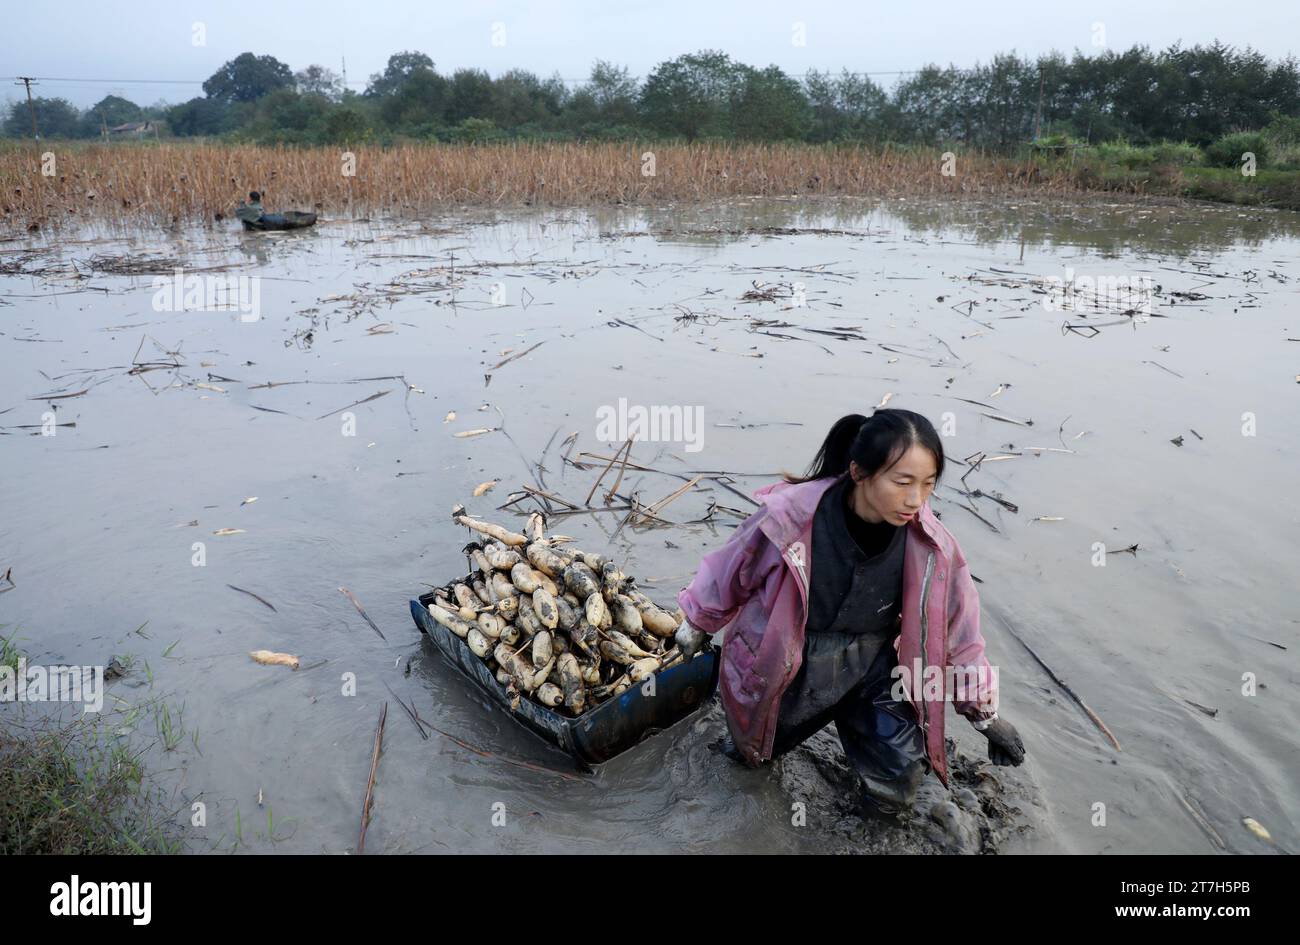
[784,413,869,483]
[784,408,945,485]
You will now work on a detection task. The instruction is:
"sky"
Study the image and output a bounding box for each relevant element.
[2,0,1296,109]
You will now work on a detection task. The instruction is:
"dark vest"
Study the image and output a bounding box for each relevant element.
[805,474,906,637]
[777,475,907,728]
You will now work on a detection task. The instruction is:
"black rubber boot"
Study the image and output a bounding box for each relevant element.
[710,732,748,765]
[856,792,907,823]
[853,758,926,823]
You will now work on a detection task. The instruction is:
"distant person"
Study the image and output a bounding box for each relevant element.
[236,191,285,229]
[236,191,264,225]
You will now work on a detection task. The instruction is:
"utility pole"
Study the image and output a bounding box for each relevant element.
[14,76,40,139]
[1032,64,1045,143]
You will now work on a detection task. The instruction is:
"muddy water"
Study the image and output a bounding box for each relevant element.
[2,197,1297,854]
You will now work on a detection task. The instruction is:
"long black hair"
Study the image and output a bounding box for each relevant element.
[785,409,945,484]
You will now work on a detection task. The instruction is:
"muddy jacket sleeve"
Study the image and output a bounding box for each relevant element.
[677,506,778,635]
[944,540,1000,722]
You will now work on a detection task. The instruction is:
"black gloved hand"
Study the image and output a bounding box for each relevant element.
[980,717,1025,766]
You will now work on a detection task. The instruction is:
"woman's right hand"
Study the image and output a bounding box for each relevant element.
[981,717,1026,766]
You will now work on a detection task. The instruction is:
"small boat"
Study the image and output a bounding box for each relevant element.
[241,210,317,231]
[409,590,719,766]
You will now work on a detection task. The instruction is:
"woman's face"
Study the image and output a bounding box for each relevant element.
[848,445,939,525]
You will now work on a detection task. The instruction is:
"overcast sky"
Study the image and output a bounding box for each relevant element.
[3,0,1295,109]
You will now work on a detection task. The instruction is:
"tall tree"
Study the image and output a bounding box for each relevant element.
[248,88,333,138]
[732,65,810,141]
[803,69,888,142]
[379,68,450,129]
[446,68,494,123]
[488,69,567,128]
[164,97,231,136]
[892,65,969,144]
[3,97,81,138]
[202,53,294,104]
[365,51,435,98]
[79,95,143,136]
[296,65,344,100]
[640,50,744,140]
[586,60,639,125]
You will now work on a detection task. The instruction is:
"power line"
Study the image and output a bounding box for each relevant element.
[17,67,938,91]
[20,76,206,85]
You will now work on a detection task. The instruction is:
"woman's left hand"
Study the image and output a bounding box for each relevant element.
[981,718,1025,766]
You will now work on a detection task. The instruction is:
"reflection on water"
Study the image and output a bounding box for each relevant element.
[21,194,1300,261]
[590,196,1300,255]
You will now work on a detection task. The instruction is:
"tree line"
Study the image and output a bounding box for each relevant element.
[6,43,1299,152]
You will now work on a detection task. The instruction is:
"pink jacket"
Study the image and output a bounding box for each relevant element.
[677,474,998,786]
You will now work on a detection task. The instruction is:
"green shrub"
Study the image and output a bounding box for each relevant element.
[1035,131,1076,149]
[1264,113,1300,145]
[1149,141,1202,166]
[1091,139,1200,168]
[1262,115,1300,169]
[1204,131,1269,169]
[447,117,501,144]
[1266,143,1300,171]
[1093,140,1152,168]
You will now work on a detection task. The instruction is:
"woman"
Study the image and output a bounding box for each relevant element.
[674,409,1025,817]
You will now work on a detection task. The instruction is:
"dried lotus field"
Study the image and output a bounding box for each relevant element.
[0,140,1092,233]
